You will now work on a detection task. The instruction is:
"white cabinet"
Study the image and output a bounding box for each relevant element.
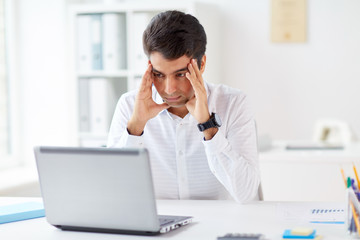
[68,2,219,147]
[259,141,360,201]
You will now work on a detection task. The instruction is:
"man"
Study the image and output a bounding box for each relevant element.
[107,10,260,203]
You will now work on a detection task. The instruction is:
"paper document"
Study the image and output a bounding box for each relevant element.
[309,208,345,224]
[277,202,345,224]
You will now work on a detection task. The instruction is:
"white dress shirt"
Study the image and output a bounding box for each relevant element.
[107,82,260,203]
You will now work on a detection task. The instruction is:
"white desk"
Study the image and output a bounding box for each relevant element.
[0,197,349,240]
[259,142,360,202]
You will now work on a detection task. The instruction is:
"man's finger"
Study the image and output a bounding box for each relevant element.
[144,64,154,87]
[186,63,201,89]
[192,59,204,84]
[185,96,196,115]
[154,102,170,112]
[140,64,153,92]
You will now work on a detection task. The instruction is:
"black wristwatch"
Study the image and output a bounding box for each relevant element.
[197,113,222,132]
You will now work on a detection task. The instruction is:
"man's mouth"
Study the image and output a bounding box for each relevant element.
[165,96,181,102]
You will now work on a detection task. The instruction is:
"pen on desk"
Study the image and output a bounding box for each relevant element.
[341,168,347,187]
[353,163,360,191]
[342,171,360,234]
[348,177,352,189]
[350,216,355,232]
[350,204,360,234]
[347,176,360,234]
[352,179,357,191]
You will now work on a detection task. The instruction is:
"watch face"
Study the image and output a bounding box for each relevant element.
[197,124,205,131]
[214,113,222,127]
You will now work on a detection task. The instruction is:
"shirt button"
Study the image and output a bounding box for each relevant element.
[178,150,183,156]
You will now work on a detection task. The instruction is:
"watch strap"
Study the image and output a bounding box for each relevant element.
[197,113,218,132]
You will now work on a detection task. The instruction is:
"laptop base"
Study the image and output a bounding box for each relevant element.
[55,225,160,236]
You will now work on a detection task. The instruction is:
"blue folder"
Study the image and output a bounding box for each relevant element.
[0,202,45,224]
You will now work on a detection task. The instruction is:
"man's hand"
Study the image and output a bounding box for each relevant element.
[127,64,169,136]
[185,59,218,140]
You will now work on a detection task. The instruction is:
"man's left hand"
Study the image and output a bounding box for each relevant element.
[185,59,218,140]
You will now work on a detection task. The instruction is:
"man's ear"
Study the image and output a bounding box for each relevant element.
[200,55,206,74]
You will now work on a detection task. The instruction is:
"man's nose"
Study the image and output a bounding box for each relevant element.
[164,77,177,95]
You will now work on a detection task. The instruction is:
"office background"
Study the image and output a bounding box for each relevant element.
[1,0,360,198]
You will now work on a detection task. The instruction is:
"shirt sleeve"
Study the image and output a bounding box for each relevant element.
[202,94,261,203]
[107,93,144,148]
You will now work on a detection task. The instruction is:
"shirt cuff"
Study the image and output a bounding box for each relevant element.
[202,128,228,154]
[118,130,145,148]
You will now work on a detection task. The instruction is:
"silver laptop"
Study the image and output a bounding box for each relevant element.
[34,146,193,235]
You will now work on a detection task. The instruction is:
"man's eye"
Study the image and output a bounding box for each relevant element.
[153,73,164,78]
[177,73,186,78]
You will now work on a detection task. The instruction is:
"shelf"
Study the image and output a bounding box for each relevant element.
[77,70,129,78]
[70,3,192,15]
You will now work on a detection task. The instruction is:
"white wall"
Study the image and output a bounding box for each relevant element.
[13,0,360,162]
[197,0,360,141]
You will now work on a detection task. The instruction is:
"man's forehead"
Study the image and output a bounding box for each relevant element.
[152,66,188,74]
[150,52,190,74]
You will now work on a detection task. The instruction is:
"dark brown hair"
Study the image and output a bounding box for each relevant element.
[143,10,207,67]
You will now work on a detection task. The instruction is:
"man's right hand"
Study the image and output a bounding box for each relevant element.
[127,64,169,136]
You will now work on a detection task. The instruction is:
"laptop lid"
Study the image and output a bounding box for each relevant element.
[34,146,163,235]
